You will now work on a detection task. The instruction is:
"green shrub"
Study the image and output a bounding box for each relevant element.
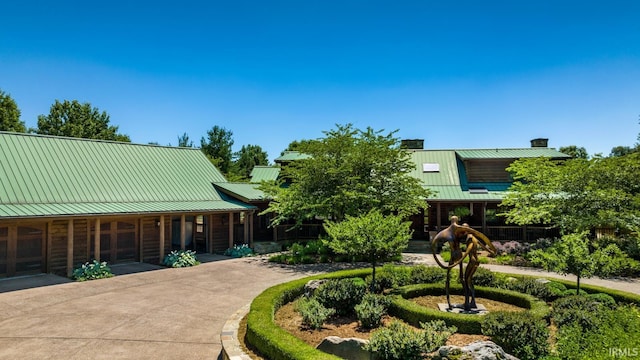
[364,320,455,360]
[224,244,254,258]
[482,311,549,360]
[561,288,587,297]
[545,281,567,299]
[472,267,497,287]
[409,265,446,284]
[587,293,616,308]
[551,295,604,329]
[495,254,515,265]
[163,249,200,267]
[555,305,640,359]
[504,277,554,301]
[375,265,412,289]
[303,240,330,256]
[315,278,367,316]
[72,260,114,281]
[355,293,390,329]
[297,297,335,330]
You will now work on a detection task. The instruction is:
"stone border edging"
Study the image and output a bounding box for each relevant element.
[221,303,252,360]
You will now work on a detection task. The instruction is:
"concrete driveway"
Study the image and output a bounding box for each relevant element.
[2,253,639,360]
[0,255,327,360]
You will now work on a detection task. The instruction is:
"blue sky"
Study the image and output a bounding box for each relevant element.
[1,1,639,161]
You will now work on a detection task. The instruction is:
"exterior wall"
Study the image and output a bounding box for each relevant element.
[463,159,512,182]
[0,211,248,278]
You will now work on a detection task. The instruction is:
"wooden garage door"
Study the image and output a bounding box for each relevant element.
[92,220,137,263]
[0,224,45,277]
[16,225,45,275]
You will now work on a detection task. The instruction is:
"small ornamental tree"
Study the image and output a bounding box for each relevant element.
[323,210,412,291]
[528,232,636,293]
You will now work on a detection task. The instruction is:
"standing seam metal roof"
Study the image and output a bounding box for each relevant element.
[456,148,569,159]
[0,132,252,217]
[249,166,281,183]
[407,148,567,201]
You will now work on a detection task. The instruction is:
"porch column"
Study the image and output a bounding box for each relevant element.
[208,214,214,254]
[94,218,101,261]
[46,221,53,273]
[482,202,487,234]
[67,219,74,277]
[436,203,442,230]
[228,212,234,248]
[139,218,144,262]
[249,211,254,248]
[180,214,186,250]
[159,216,165,261]
[243,211,249,244]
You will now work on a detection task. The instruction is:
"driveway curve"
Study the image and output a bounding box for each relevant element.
[1,253,639,360]
[0,255,334,360]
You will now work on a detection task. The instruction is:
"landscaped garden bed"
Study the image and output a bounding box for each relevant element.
[243,264,640,360]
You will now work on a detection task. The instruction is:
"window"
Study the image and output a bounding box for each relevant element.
[422,163,440,172]
[469,188,489,194]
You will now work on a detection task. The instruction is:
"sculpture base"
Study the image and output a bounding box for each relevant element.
[438,303,488,315]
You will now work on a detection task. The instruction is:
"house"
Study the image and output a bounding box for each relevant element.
[406,138,570,241]
[223,140,570,244]
[0,132,256,278]
[219,151,322,242]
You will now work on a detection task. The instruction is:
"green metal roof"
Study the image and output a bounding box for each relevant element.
[0,132,253,218]
[425,186,504,201]
[455,148,569,159]
[249,166,281,183]
[407,150,460,186]
[274,151,310,162]
[0,201,251,218]
[407,148,565,202]
[213,183,270,203]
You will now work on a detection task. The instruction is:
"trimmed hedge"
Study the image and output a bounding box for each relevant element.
[389,283,549,334]
[539,277,640,305]
[245,268,371,360]
[245,267,640,359]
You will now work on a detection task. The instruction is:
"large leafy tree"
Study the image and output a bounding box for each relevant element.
[35,100,130,141]
[233,144,269,180]
[324,210,412,290]
[200,125,234,174]
[177,132,194,147]
[263,123,430,226]
[0,89,26,132]
[610,145,638,157]
[558,145,588,159]
[500,153,640,233]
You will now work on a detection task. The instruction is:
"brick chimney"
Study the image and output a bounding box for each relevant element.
[401,139,424,149]
[530,138,548,148]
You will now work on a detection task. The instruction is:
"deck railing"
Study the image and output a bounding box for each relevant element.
[273,224,325,241]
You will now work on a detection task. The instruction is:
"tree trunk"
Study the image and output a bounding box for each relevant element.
[576,275,581,295]
[371,258,377,293]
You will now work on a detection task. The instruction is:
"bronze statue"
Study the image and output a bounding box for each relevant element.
[431,216,497,311]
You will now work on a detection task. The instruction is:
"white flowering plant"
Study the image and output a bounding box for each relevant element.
[72,260,114,281]
[162,250,200,268]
